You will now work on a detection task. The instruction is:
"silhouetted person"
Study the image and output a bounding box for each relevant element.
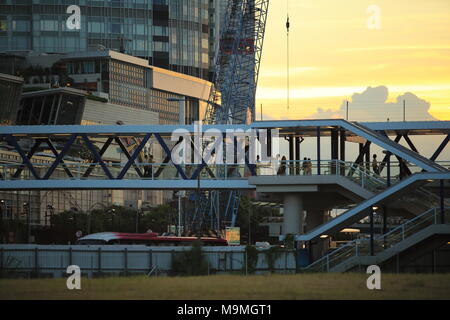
[306,158,312,175]
[302,157,308,175]
[372,154,380,175]
[277,156,287,175]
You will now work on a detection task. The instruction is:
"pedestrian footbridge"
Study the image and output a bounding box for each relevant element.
[0,120,449,271]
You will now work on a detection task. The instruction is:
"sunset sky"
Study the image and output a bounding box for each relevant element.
[256,0,450,121]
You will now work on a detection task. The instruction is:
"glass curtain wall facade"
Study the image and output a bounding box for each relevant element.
[0,0,216,81]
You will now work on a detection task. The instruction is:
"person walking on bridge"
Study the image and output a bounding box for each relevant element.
[372,154,380,176]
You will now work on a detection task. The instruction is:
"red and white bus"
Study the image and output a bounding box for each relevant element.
[76,232,228,246]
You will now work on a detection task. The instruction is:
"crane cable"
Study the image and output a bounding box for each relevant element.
[286,0,290,111]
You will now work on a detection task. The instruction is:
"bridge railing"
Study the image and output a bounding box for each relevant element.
[0,160,448,182]
[303,207,450,272]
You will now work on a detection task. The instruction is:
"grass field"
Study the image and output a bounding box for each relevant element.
[1,273,450,300]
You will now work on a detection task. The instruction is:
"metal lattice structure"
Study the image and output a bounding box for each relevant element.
[205,0,270,125]
[200,0,270,233]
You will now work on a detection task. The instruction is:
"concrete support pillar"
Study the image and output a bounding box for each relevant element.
[283,194,304,235]
[306,210,327,262]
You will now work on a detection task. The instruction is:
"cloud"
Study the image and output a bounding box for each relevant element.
[308,86,437,122]
[338,46,450,53]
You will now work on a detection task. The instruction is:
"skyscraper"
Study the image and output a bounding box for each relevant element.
[0,0,226,81]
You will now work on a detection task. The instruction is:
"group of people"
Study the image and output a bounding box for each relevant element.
[302,157,313,175]
[275,156,313,175]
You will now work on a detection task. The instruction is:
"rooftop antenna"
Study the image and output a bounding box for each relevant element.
[286,0,290,111]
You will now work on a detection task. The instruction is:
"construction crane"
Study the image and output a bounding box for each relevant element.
[193,0,270,235]
[205,0,269,125]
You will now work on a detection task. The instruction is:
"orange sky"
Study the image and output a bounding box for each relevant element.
[256,0,450,121]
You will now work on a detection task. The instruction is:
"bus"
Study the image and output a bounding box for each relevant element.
[76,232,228,246]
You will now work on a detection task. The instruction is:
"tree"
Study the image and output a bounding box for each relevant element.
[139,204,174,233]
[172,240,209,276]
[237,195,278,244]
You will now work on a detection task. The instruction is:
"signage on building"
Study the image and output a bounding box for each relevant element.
[225,227,240,246]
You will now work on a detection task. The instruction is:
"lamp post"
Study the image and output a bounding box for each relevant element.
[46,205,55,227]
[23,202,30,243]
[0,200,4,243]
[108,208,116,231]
[167,97,187,235]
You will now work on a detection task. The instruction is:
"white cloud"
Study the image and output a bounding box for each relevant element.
[308,86,437,122]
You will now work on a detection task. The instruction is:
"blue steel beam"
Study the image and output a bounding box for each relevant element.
[12,139,42,179]
[42,134,77,180]
[0,179,253,191]
[44,139,74,179]
[116,133,151,180]
[431,134,450,162]
[80,134,114,180]
[1,121,450,136]
[115,137,144,178]
[154,133,187,180]
[293,172,450,242]
[1,120,449,177]
[5,135,41,180]
[83,138,113,178]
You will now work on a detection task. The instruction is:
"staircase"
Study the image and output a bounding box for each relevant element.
[303,207,450,272]
[295,172,450,242]
[343,121,448,173]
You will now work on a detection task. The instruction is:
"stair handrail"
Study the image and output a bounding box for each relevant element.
[303,206,449,271]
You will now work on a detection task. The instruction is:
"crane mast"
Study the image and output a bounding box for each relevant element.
[194,0,269,235]
[205,0,269,125]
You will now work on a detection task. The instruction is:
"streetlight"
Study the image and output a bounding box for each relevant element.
[168,97,188,235]
[107,208,116,231]
[0,200,4,243]
[0,199,5,219]
[175,191,185,236]
[23,202,30,243]
[46,205,54,227]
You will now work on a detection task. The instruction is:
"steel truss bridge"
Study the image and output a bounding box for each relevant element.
[1,120,449,187]
[0,120,449,231]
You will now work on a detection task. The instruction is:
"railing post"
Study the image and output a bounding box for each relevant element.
[440,180,445,224]
[317,126,321,175]
[149,249,152,272]
[362,171,365,188]
[34,247,39,276]
[355,242,359,257]
[124,248,128,276]
[401,225,405,241]
[98,247,102,274]
[326,254,329,272]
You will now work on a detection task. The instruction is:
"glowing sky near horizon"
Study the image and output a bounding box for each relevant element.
[255,0,450,121]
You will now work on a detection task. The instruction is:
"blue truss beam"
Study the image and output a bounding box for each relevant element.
[43,134,77,180]
[6,134,41,180]
[117,133,151,180]
[81,133,114,180]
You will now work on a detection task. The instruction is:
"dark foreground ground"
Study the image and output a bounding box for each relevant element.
[1,273,449,300]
